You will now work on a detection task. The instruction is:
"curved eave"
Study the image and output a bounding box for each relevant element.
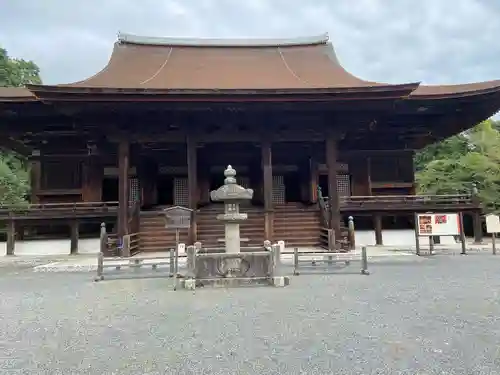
[410,80,500,100]
[25,82,420,102]
[0,87,38,103]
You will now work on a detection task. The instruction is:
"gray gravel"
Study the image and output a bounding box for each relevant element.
[1,255,500,374]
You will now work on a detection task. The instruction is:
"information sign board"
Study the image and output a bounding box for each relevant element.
[417,213,460,236]
[163,206,192,229]
[486,214,500,234]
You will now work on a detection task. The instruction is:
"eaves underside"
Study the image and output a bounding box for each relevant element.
[24,83,418,96]
[1,81,500,102]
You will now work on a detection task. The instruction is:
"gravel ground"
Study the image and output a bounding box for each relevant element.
[1,255,500,374]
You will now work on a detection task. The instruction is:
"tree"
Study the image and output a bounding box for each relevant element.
[416,119,500,213]
[414,134,469,172]
[0,48,41,87]
[0,46,42,205]
[0,152,30,205]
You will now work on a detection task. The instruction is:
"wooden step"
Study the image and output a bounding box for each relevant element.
[138,206,343,251]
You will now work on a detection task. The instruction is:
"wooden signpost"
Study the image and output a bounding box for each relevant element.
[163,206,193,279]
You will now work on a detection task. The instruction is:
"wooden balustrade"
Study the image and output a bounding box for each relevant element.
[321,194,479,212]
[0,201,120,219]
[122,232,141,257]
[319,227,350,252]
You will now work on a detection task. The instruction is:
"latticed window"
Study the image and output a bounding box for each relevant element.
[337,173,351,197]
[129,178,140,202]
[174,177,189,206]
[273,175,285,204]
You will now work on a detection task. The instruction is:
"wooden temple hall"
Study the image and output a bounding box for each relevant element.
[1,32,500,253]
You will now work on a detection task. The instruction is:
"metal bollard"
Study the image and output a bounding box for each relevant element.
[360,246,369,275]
[169,249,175,277]
[293,247,299,275]
[95,252,104,281]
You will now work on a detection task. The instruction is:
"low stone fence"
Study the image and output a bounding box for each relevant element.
[179,243,289,289]
[292,246,369,276]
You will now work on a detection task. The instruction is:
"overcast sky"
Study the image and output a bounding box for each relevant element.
[1,0,499,89]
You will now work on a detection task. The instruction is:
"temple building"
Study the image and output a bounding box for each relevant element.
[0,32,498,252]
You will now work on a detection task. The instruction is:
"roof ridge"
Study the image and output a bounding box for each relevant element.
[117,32,329,47]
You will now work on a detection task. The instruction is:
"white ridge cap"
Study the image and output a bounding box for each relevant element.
[117,31,329,47]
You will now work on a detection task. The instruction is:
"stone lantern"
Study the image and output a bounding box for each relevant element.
[210,165,253,254]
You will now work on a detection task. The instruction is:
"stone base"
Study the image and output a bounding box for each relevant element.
[177,276,290,290]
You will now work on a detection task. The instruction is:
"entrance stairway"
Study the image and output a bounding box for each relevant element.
[273,203,322,248]
[273,203,349,248]
[139,211,189,252]
[138,204,265,252]
[138,203,346,252]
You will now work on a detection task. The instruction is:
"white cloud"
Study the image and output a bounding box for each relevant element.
[0,0,498,90]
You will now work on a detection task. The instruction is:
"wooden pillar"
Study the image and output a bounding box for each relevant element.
[366,156,372,196]
[326,134,341,239]
[17,225,25,241]
[374,214,383,246]
[198,154,210,206]
[472,210,483,244]
[249,155,263,205]
[300,151,318,204]
[82,155,103,202]
[187,134,198,244]
[70,220,79,254]
[117,140,130,239]
[29,150,41,204]
[6,220,15,255]
[138,157,158,208]
[309,156,319,204]
[261,139,273,241]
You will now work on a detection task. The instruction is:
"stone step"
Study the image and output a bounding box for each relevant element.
[198,231,264,240]
[197,229,264,233]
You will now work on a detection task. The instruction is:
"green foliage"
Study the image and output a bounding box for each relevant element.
[414,135,469,172]
[0,48,41,87]
[0,152,30,206]
[416,119,500,213]
[0,46,42,205]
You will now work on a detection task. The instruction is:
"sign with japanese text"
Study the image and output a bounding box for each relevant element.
[417,213,460,236]
[163,206,192,229]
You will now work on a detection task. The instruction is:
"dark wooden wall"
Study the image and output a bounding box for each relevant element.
[31,141,417,205]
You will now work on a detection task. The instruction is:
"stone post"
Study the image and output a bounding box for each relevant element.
[186,245,197,278]
[99,223,108,255]
[347,216,355,250]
